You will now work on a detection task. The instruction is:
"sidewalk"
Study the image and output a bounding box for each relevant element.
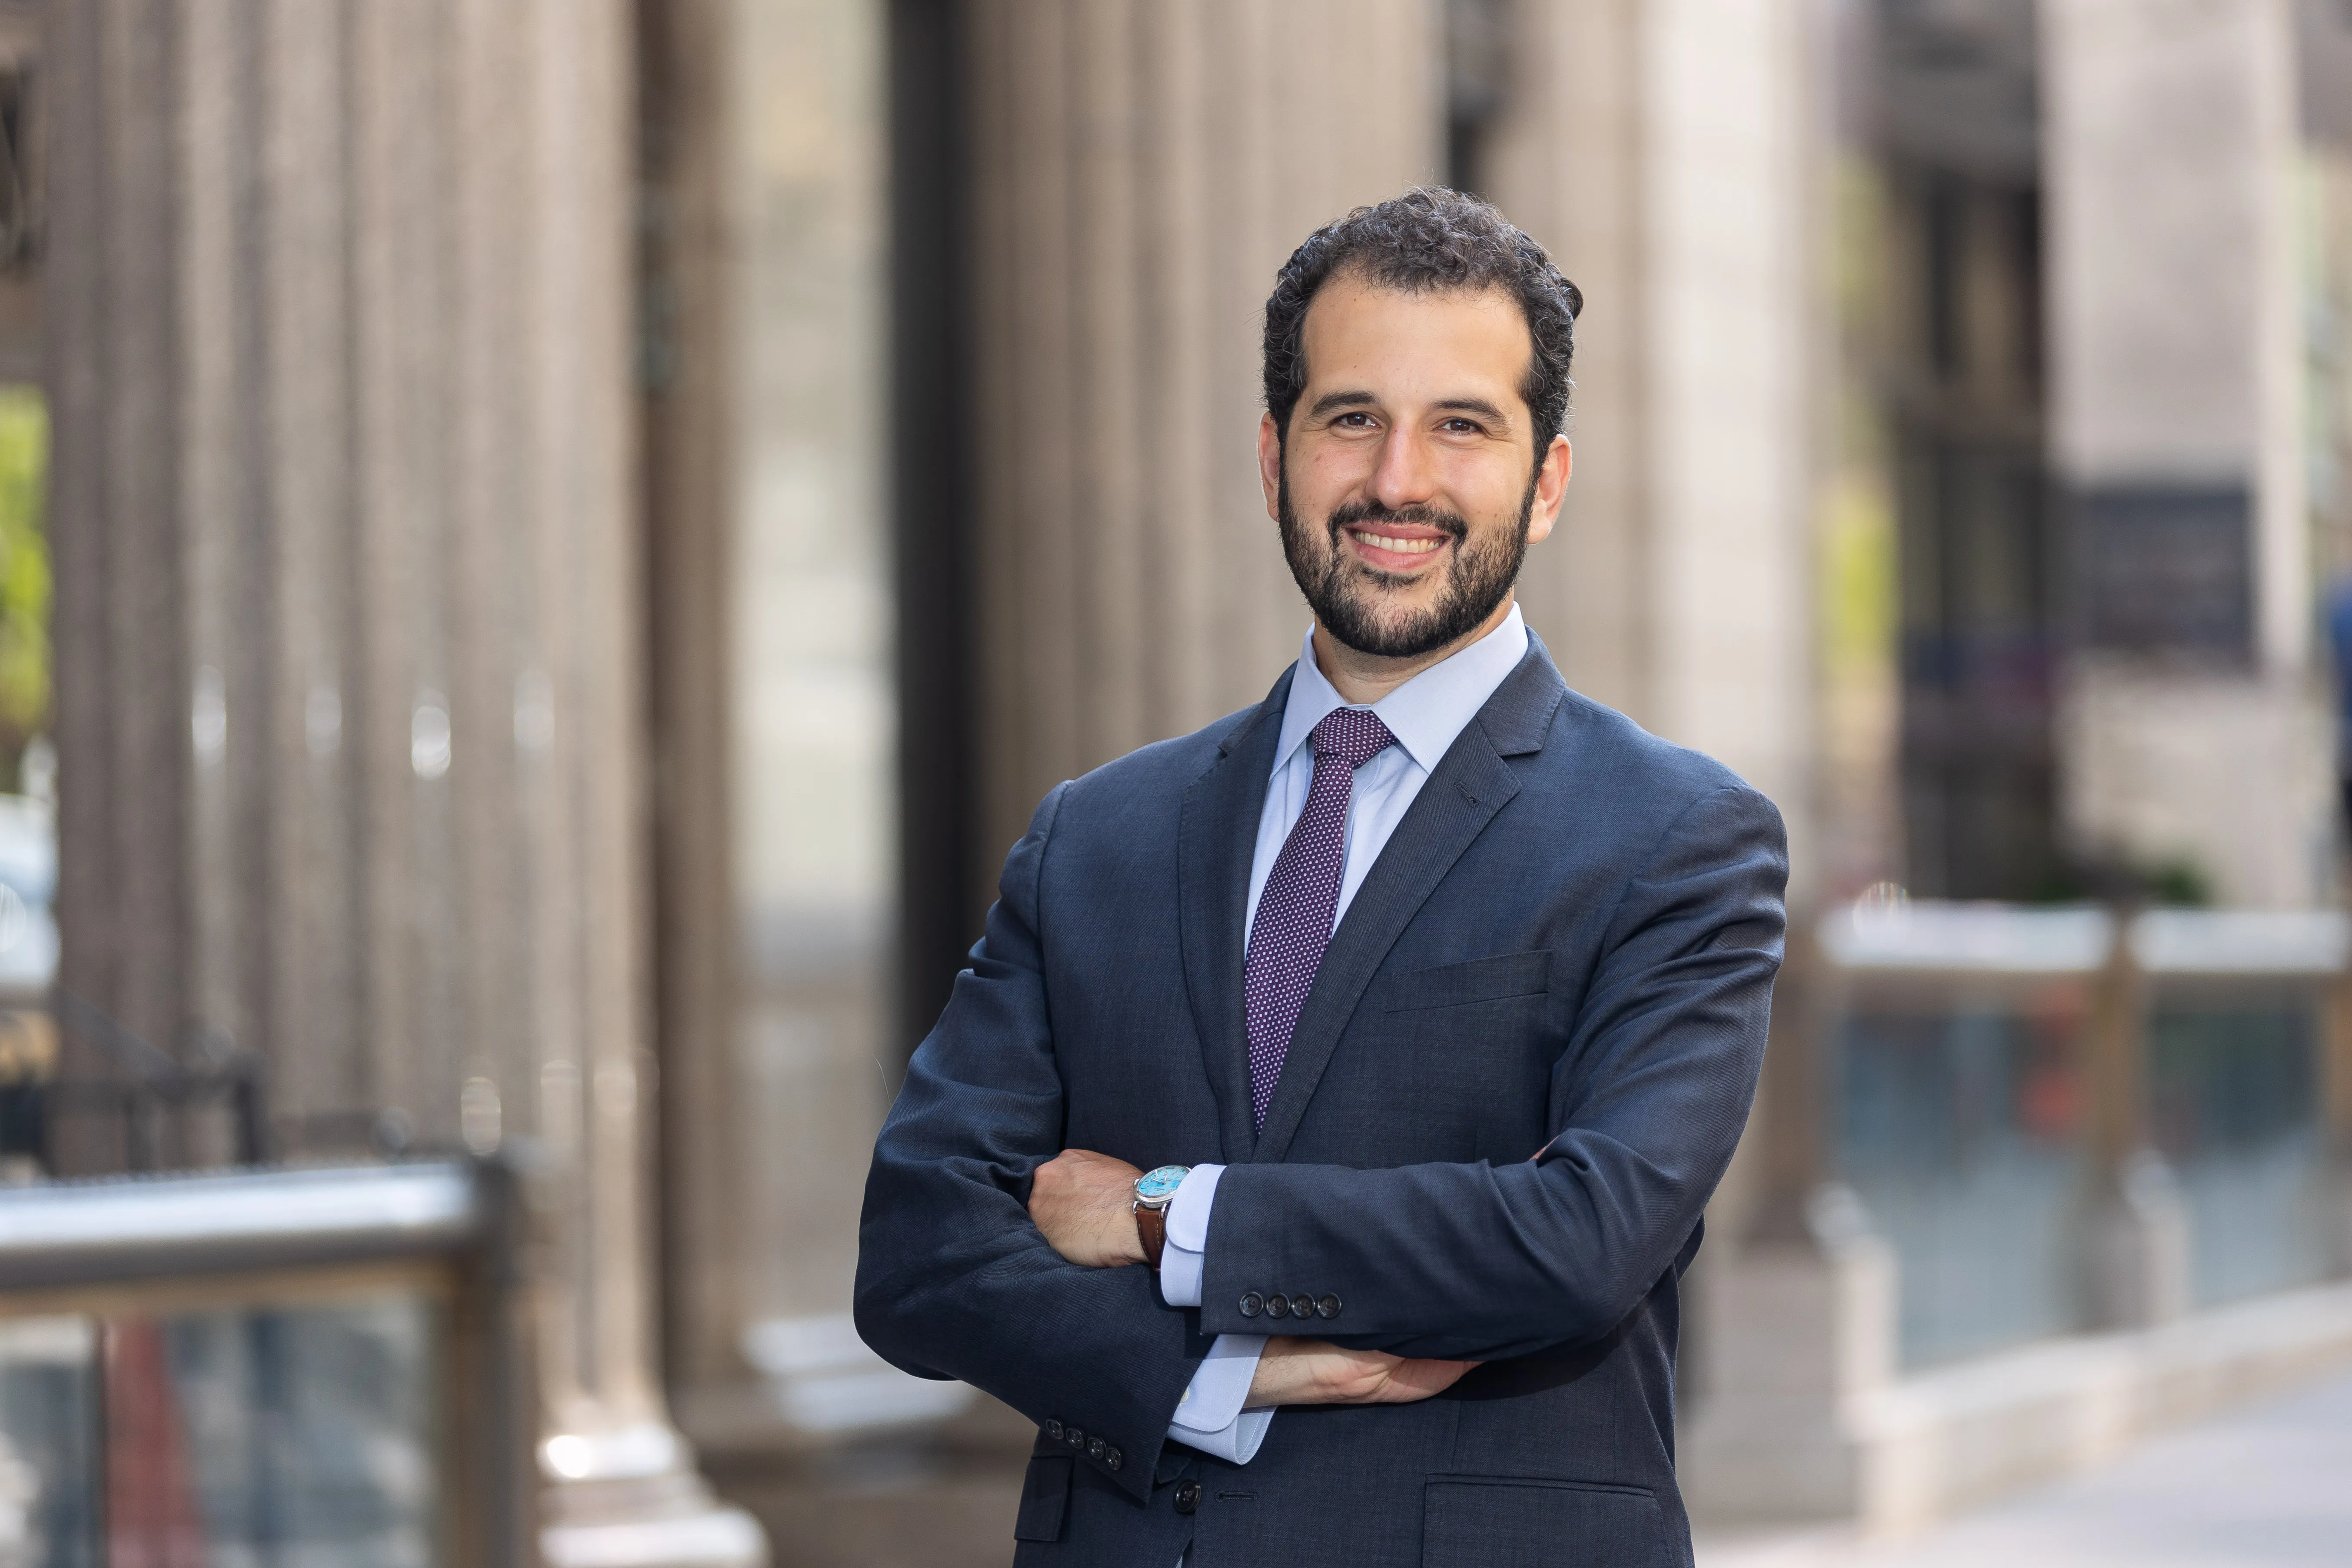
[1695,1367,2352,1568]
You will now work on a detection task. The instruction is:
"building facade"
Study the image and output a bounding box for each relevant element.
[30,0,2352,1561]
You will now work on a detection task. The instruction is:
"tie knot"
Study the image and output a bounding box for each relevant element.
[1311,707,1397,771]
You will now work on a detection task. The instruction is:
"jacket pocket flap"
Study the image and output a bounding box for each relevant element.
[1422,1476,1665,1568]
[1385,950,1550,1012]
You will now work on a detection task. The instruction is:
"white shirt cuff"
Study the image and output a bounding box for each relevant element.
[1166,1333,1273,1464]
[1157,1163,1222,1308]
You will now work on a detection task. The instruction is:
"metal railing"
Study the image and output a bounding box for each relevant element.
[0,1160,528,1568]
[33,990,272,1172]
[1815,901,2350,1367]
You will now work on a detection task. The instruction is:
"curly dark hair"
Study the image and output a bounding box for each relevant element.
[1262,188,1583,461]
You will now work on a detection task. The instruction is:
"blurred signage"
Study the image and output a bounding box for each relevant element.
[2070,483,2252,660]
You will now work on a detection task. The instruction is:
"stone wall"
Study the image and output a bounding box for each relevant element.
[44,3,759,1559]
[963,0,1445,874]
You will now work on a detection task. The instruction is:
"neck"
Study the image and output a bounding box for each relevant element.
[1310,594,1516,706]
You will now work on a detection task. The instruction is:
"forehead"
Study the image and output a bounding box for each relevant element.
[1297,272,1531,398]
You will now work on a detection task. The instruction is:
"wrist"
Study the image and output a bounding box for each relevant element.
[1131,1164,1190,1272]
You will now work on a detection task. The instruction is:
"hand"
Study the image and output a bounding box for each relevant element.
[1245,1337,1475,1407]
[1028,1149,1147,1268]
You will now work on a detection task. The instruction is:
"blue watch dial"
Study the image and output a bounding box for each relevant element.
[1134,1165,1190,1202]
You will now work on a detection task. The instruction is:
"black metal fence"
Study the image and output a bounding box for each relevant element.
[0,1160,529,1567]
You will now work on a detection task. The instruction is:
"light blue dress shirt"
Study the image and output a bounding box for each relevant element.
[1157,605,1531,1464]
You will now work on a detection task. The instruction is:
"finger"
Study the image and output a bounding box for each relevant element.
[1386,1358,1475,1401]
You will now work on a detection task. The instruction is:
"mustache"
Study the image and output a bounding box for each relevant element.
[1324,499,1469,544]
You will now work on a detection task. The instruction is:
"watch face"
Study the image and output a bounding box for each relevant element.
[1134,1165,1190,1202]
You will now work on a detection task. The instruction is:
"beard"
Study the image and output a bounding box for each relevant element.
[1278,464,1535,659]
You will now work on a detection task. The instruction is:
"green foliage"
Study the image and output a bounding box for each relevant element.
[2142,858,2215,909]
[1819,472,1896,683]
[2026,851,2215,908]
[0,388,47,781]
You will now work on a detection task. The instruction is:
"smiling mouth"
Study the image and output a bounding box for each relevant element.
[1351,530,1444,555]
[1341,524,1456,573]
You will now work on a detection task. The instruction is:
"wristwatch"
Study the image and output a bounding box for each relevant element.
[1132,1165,1190,1269]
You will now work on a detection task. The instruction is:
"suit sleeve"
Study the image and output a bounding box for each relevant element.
[854,783,1202,1501]
[1195,784,1786,1360]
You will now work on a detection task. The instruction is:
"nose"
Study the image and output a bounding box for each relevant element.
[1367,423,1439,512]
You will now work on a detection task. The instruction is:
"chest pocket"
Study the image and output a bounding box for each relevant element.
[1384,949,1550,1013]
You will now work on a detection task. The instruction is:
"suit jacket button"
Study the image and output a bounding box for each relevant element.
[1317,1294,1341,1320]
[1238,1292,1264,1318]
[1290,1294,1315,1319]
[1174,1480,1202,1515]
[1264,1293,1289,1319]
[1088,1437,1105,1461]
[1044,1418,1064,1441]
[1107,1447,1123,1471]
[1067,1426,1085,1448]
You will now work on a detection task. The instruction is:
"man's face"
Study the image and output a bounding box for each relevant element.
[1261,273,1569,660]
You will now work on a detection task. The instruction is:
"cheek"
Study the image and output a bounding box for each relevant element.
[1438,453,1522,507]
[1300,436,1378,496]
[1442,461,1532,536]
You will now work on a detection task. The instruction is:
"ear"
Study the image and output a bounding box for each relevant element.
[1258,411,1284,522]
[1524,435,1571,546]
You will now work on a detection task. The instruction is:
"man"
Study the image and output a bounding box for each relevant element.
[857,188,1786,1567]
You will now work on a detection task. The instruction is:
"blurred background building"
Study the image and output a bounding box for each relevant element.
[0,0,2349,1564]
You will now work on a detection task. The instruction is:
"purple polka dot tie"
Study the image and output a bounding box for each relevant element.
[1244,707,1398,1129]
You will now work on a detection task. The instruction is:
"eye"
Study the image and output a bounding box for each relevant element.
[1334,411,1377,429]
[1440,417,1484,435]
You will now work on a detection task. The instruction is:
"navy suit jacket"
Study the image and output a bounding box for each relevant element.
[856,634,1787,1567]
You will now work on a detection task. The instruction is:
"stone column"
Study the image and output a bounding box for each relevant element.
[1480,0,1816,874]
[1476,0,1651,721]
[635,0,751,1433]
[648,0,953,1451]
[964,0,1445,871]
[43,3,761,1562]
[2042,0,2325,908]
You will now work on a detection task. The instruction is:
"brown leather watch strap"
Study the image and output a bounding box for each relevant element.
[1134,1203,1167,1270]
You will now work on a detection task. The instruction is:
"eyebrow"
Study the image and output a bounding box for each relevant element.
[1304,390,1515,428]
[1306,390,1379,419]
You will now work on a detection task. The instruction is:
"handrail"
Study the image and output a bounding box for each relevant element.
[0,1159,495,1291]
[1820,902,2112,973]
[0,1159,530,1566]
[2129,909,2350,976]
[1819,901,2351,980]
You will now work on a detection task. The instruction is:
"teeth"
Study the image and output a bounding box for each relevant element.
[1356,532,1443,555]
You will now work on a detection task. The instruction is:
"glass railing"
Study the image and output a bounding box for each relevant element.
[0,1161,522,1566]
[1819,902,2344,1367]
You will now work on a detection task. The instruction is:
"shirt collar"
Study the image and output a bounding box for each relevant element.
[1271,603,1530,779]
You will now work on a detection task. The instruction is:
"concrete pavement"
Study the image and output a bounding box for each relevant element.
[709,1368,2352,1566]
[1696,1368,2352,1568]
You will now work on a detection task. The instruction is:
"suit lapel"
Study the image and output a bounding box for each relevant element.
[1250,636,1569,1163]
[1177,666,1294,1162]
